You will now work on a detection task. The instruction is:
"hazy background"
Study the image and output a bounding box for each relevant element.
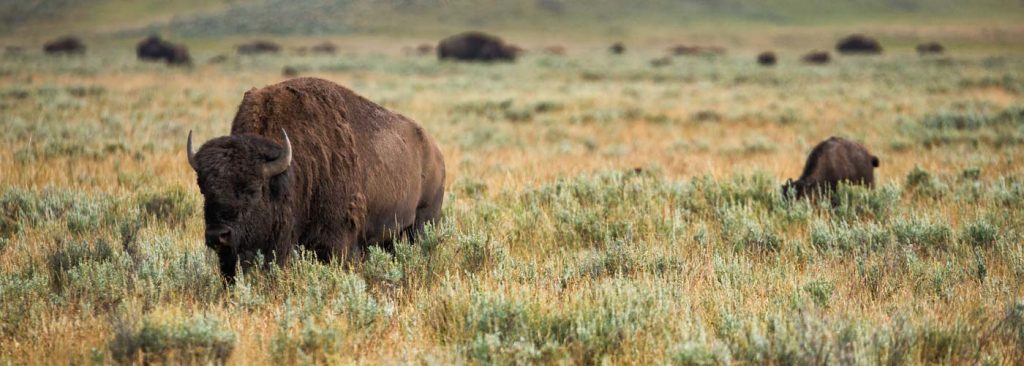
[4,0,1024,51]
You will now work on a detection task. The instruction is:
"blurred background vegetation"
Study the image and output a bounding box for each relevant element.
[4,0,1024,40]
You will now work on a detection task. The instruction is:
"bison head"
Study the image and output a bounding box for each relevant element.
[187,129,293,281]
[781,178,809,199]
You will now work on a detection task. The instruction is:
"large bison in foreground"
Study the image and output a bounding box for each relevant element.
[783,137,879,199]
[137,35,192,66]
[186,77,446,280]
[438,32,518,62]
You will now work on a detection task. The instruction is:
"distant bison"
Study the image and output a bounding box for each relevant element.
[916,42,944,55]
[237,40,281,55]
[802,51,830,64]
[783,137,879,199]
[186,77,445,281]
[757,51,777,66]
[836,34,883,55]
[311,42,337,55]
[43,36,85,55]
[669,45,725,57]
[437,32,518,62]
[137,35,192,66]
[609,42,625,54]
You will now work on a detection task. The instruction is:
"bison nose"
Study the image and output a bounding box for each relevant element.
[206,227,232,247]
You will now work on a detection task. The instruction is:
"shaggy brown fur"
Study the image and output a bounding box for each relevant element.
[437,32,518,62]
[188,77,445,280]
[757,51,777,66]
[783,137,879,199]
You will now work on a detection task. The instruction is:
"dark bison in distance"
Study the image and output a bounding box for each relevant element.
[137,35,192,66]
[438,32,518,62]
[609,42,625,54]
[43,36,85,55]
[783,137,880,199]
[802,51,830,64]
[917,42,944,55]
[186,77,446,280]
[237,40,281,55]
[757,51,777,66]
[836,34,883,54]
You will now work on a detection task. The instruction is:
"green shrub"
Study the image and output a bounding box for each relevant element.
[110,315,236,364]
[960,219,998,248]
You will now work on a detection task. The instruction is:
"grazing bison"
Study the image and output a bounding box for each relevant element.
[609,42,625,54]
[757,51,777,66]
[669,45,725,57]
[782,137,879,199]
[137,35,192,66]
[186,77,446,281]
[311,42,337,55]
[237,40,281,55]
[43,36,85,55]
[916,42,944,55]
[802,51,830,64]
[437,32,518,62]
[836,34,882,54]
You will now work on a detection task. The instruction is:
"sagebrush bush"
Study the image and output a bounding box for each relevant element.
[110,315,236,364]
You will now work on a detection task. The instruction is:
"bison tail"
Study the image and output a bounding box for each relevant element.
[871,156,880,167]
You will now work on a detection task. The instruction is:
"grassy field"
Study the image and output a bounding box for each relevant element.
[3,2,1024,363]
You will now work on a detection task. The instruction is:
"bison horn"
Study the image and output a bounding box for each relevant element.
[263,129,292,177]
[187,130,199,171]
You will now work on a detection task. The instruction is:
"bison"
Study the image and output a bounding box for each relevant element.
[43,36,85,55]
[311,42,337,55]
[186,77,446,281]
[609,42,625,55]
[916,42,944,56]
[782,137,880,199]
[802,51,830,64]
[237,40,281,55]
[437,32,518,62]
[836,34,882,55]
[669,45,725,57]
[137,35,192,66]
[757,51,777,66]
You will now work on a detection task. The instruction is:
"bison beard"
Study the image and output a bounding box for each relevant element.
[187,77,445,281]
[783,137,879,199]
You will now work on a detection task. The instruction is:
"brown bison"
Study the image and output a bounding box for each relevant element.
[757,51,777,66]
[186,77,446,280]
[802,51,830,64]
[782,137,879,199]
[836,34,882,55]
[916,42,944,55]
[137,35,192,66]
[43,36,85,55]
[237,40,281,55]
[437,32,518,62]
[609,42,625,54]
[311,42,337,55]
[669,45,725,57]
